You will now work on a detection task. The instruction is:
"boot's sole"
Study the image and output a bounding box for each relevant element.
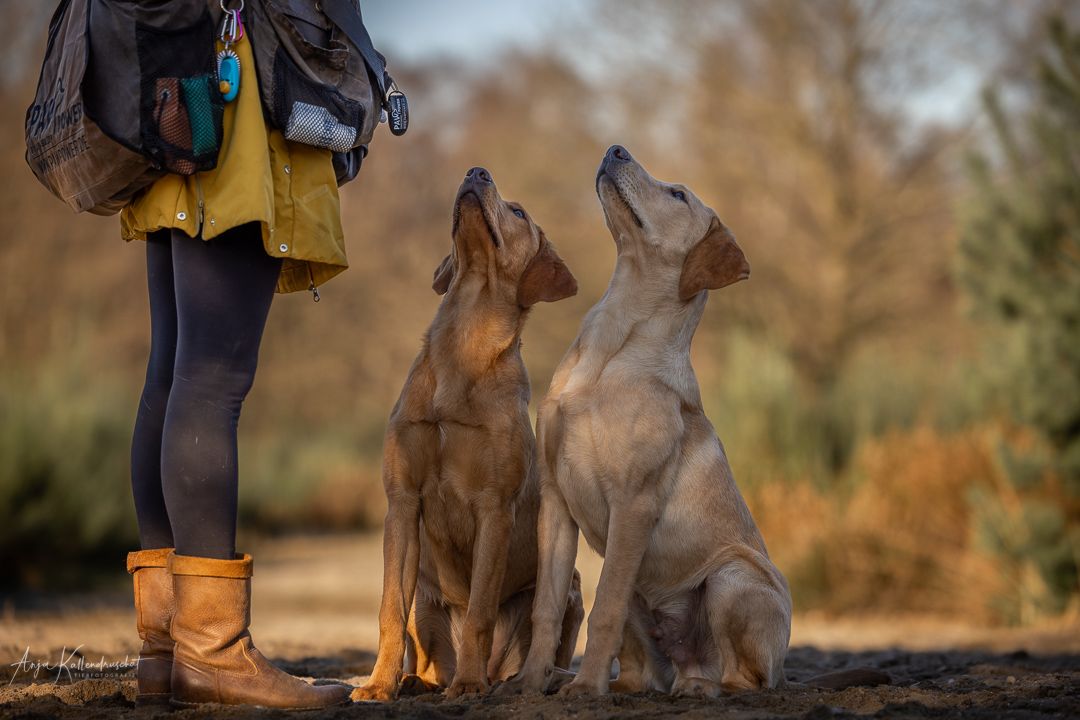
[135,693,172,706]
[170,695,352,710]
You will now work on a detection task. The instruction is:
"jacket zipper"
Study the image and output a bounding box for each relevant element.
[307,265,320,303]
[194,175,206,236]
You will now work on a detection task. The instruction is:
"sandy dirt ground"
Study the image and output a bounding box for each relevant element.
[1,533,1077,718]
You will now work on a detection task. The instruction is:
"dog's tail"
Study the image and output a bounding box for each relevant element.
[802,667,892,690]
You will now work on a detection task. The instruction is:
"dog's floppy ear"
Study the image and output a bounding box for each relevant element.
[432,253,454,295]
[678,218,750,301]
[518,236,578,307]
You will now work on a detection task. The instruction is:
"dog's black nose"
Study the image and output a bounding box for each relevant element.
[465,167,492,183]
[606,145,631,163]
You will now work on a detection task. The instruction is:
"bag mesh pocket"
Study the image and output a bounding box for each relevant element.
[272,46,362,153]
[137,13,222,174]
[150,77,195,175]
[181,75,221,156]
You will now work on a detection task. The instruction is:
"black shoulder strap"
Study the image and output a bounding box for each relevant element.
[320,0,388,99]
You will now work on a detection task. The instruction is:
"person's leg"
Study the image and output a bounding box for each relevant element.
[129,230,180,703]
[131,230,178,550]
[161,223,281,559]
[161,224,349,708]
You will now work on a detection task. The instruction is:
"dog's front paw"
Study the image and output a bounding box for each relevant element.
[548,667,576,692]
[351,681,397,702]
[493,672,546,697]
[399,674,441,696]
[558,676,606,698]
[609,676,645,694]
[672,676,723,698]
[445,676,489,699]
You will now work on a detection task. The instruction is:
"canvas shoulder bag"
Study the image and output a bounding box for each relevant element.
[26,0,224,215]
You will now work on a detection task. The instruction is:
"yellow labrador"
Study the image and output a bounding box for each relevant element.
[352,168,583,701]
[499,146,792,698]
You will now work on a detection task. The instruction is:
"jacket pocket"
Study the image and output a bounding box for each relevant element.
[272,0,335,54]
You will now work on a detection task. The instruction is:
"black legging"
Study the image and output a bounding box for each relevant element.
[131,224,282,559]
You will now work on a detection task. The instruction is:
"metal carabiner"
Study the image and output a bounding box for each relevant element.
[218,4,244,46]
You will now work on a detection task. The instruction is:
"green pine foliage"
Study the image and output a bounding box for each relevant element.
[959,15,1080,622]
[0,363,138,589]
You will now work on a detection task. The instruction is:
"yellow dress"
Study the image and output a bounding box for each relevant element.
[120,31,348,294]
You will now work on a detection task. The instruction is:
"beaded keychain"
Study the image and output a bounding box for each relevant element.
[216,0,244,103]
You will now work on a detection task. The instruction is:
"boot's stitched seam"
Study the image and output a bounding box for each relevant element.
[240,643,260,675]
[176,652,258,678]
[180,650,259,678]
[133,574,145,631]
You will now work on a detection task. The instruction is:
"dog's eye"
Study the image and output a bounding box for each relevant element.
[671,190,687,203]
[512,208,526,219]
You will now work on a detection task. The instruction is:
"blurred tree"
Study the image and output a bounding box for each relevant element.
[959,15,1080,621]
[691,0,966,477]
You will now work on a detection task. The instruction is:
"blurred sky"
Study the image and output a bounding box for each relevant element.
[363,0,592,65]
[361,0,981,126]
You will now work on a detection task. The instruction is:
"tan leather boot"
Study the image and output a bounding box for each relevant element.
[168,552,350,709]
[126,548,175,705]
